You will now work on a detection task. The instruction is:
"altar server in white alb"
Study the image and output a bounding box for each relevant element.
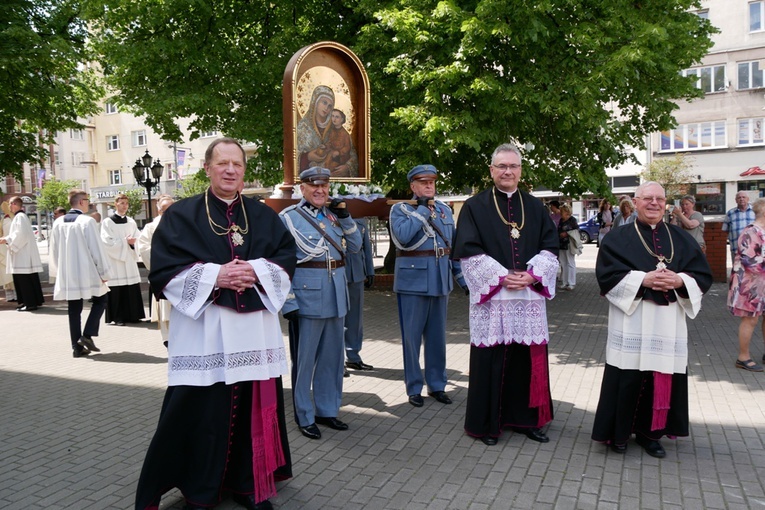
[136,194,175,344]
[0,196,44,311]
[101,193,145,325]
[49,189,113,358]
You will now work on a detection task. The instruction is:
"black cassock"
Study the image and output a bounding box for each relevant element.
[591,219,712,445]
[453,187,559,438]
[135,190,296,509]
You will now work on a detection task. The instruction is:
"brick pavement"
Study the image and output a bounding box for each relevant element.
[1,246,765,509]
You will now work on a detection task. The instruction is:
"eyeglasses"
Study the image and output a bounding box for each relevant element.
[635,196,666,204]
[492,164,521,171]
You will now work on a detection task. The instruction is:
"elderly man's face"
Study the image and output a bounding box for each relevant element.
[410,178,436,199]
[301,182,329,209]
[490,151,522,193]
[634,184,666,225]
[736,192,750,209]
[206,143,245,200]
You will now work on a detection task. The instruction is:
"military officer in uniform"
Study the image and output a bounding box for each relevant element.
[390,164,467,408]
[344,218,375,372]
[280,167,362,440]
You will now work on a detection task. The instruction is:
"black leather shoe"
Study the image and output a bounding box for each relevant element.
[512,426,550,443]
[636,435,665,458]
[408,394,424,407]
[72,348,90,358]
[315,416,349,430]
[610,442,627,454]
[232,493,274,510]
[299,423,321,440]
[346,360,374,370]
[480,436,498,446]
[18,305,38,311]
[428,391,452,405]
[77,336,101,352]
[344,368,350,378]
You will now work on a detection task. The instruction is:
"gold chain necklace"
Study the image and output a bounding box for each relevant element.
[634,220,674,270]
[492,187,525,239]
[205,188,249,246]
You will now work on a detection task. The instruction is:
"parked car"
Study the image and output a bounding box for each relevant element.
[578,217,599,244]
[31,225,46,241]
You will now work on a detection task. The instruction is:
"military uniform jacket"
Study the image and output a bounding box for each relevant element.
[390,200,465,296]
[345,218,374,284]
[280,200,362,318]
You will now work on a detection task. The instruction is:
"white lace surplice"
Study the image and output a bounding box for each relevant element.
[605,271,703,374]
[461,252,558,347]
[163,259,291,386]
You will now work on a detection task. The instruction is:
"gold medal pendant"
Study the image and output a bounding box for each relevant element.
[656,257,667,271]
[510,223,521,240]
[231,231,244,246]
[319,222,327,230]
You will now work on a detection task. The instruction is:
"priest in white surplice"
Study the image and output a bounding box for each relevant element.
[453,143,560,447]
[49,189,113,358]
[0,196,44,311]
[100,193,145,325]
[135,138,296,510]
[0,201,15,302]
[592,181,712,459]
[136,194,174,344]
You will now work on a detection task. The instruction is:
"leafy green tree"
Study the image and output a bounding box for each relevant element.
[84,0,714,196]
[641,153,696,200]
[175,169,210,200]
[0,0,103,180]
[36,178,81,213]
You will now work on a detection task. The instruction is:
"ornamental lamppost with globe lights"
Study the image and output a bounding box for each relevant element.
[132,149,164,222]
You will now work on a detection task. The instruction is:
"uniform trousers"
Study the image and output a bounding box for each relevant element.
[396,293,448,396]
[293,316,345,427]
[68,294,108,347]
[344,280,365,363]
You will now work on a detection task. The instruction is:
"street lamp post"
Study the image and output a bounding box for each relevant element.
[132,149,164,222]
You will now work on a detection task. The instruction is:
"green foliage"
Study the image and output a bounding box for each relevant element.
[83,0,715,196]
[0,0,103,180]
[35,178,81,212]
[175,169,210,199]
[119,187,146,218]
[641,153,697,200]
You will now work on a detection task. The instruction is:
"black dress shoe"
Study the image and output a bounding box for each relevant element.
[18,305,38,311]
[428,391,452,404]
[408,394,424,407]
[299,423,321,440]
[512,426,550,443]
[15,304,24,310]
[480,436,498,446]
[610,442,627,454]
[315,416,349,430]
[72,348,91,358]
[232,493,274,510]
[636,435,666,458]
[116,321,126,326]
[346,360,374,370]
[77,336,101,352]
[344,367,350,377]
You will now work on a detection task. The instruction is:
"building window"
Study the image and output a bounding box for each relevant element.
[751,1,764,32]
[71,152,85,166]
[683,65,726,93]
[200,130,219,138]
[105,102,118,114]
[109,170,122,186]
[696,10,709,20]
[738,60,764,89]
[70,128,84,140]
[660,121,726,151]
[738,118,765,146]
[132,130,147,147]
[107,135,120,151]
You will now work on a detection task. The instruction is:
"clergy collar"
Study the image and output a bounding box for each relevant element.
[636,219,661,230]
[494,186,517,199]
[70,209,84,214]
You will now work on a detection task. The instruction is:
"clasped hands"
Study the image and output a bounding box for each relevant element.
[216,259,258,293]
[643,268,683,292]
[502,271,535,290]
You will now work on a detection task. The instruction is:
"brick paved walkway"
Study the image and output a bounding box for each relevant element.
[1,246,764,509]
